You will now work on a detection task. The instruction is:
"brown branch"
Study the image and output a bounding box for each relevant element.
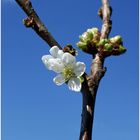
[15,0,61,49]
[100,0,112,39]
[79,55,106,140]
[79,0,112,139]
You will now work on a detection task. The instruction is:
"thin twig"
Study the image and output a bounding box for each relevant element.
[15,0,61,49]
[100,0,112,39]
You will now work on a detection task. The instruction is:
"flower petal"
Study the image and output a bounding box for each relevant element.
[57,50,64,58]
[68,77,81,92]
[42,55,53,63]
[74,62,86,77]
[49,46,60,58]
[48,58,64,73]
[62,53,76,66]
[53,74,66,86]
[42,55,54,70]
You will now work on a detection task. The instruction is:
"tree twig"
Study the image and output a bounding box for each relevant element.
[79,0,112,139]
[15,0,61,49]
[100,0,112,39]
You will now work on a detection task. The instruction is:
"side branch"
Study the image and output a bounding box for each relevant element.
[15,0,61,49]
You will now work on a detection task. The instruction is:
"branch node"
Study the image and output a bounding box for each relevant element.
[23,16,35,28]
[63,44,77,56]
[98,7,103,19]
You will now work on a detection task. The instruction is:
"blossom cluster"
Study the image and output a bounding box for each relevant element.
[77,27,126,55]
[98,36,126,55]
[42,46,86,92]
[77,28,100,50]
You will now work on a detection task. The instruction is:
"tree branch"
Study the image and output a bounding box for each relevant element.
[15,0,62,49]
[100,0,112,39]
[15,0,112,140]
[79,0,111,139]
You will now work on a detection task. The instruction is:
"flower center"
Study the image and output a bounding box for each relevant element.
[63,67,74,79]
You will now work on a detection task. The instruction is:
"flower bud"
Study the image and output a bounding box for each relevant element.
[80,31,93,43]
[87,28,99,35]
[98,39,109,46]
[77,42,87,50]
[114,35,122,43]
[119,45,126,53]
[104,43,113,51]
[110,35,122,44]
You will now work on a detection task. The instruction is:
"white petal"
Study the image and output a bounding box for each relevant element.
[57,50,64,58]
[49,46,60,58]
[42,55,54,70]
[42,55,53,63]
[62,53,76,66]
[53,74,66,86]
[68,77,81,92]
[74,62,86,77]
[48,58,64,73]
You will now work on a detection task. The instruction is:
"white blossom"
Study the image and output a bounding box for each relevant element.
[42,46,86,92]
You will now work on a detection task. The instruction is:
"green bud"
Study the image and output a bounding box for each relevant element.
[77,42,87,50]
[114,35,122,43]
[104,43,113,51]
[98,39,109,46]
[109,38,115,43]
[79,35,84,42]
[86,32,93,41]
[104,39,109,43]
[119,45,126,54]
[80,31,93,43]
[110,35,122,44]
[87,28,99,35]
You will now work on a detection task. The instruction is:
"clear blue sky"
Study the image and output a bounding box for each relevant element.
[2,0,138,140]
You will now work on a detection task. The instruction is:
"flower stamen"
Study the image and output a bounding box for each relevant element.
[63,67,74,80]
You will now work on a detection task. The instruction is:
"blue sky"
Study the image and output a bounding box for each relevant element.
[2,0,138,140]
